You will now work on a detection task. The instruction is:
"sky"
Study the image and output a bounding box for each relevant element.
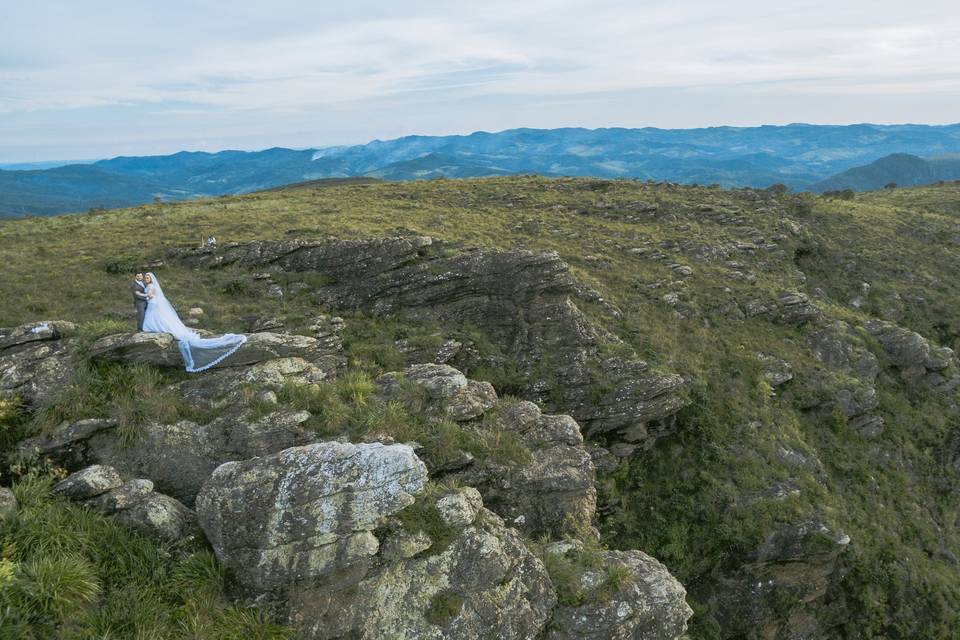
[1,0,959,162]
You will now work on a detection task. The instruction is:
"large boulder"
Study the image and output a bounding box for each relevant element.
[774,291,822,326]
[195,442,427,592]
[286,487,557,640]
[806,321,879,382]
[863,319,959,389]
[110,492,197,543]
[87,332,180,367]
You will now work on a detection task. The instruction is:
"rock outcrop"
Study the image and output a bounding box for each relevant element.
[286,487,559,640]
[196,442,428,592]
[864,319,959,390]
[171,238,688,451]
[376,363,497,422]
[446,399,597,538]
[540,541,693,640]
[2,316,691,640]
[52,465,197,543]
[375,365,597,538]
[0,321,78,406]
[16,411,320,506]
[797,321,884,436]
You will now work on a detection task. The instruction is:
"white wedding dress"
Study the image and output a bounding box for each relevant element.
[141,272,247,372]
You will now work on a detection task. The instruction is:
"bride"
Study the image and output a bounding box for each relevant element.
[141,272,247,372]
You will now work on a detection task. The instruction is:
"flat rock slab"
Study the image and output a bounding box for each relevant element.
[0,321,76,350]
[89,331,331,370]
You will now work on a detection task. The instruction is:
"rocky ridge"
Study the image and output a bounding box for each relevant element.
[1,318,692,639]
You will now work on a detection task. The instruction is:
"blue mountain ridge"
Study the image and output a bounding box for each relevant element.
[3,123,960,217]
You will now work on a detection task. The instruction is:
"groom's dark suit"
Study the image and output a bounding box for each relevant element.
[132,280,149,331]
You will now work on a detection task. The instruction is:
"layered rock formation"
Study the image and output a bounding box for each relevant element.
[170,237,688,453]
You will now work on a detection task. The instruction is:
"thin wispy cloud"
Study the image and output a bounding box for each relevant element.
[1,0,958,161]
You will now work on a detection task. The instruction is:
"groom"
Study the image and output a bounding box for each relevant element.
[131,272,149,331]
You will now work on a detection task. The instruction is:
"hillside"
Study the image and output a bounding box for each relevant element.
[4,123,960,218]
[2,177,960,639]
[816,153,960,192]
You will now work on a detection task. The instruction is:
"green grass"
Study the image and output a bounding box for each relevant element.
[2,177,960,636]
[0,471,291,639]
[394,482,460,556]
[533,530,634,608]
[425,590,464,626]
[273,371,532,470]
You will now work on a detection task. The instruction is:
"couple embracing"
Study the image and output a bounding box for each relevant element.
[130,271,247,373]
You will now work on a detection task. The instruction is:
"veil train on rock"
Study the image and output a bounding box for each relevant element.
[141,272,247,372]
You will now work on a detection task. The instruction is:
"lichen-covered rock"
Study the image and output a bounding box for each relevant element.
[0,321,76,350]
[50,467,197,544]
[376,364,497,422]
[51,465,122,500]
[807,321,879,382]
[0,487,17,520]
[14,417,117,469]
[169,357,336,411]
[87,332,181,366]
[16,411,317,506]
[448,400,597,538]
[310,315,345,352]
[755,352,794,388]
[863,319,959,388]
[0,328,76,406]
[195,442,427,591]
[435,486,483,527]
[286,489,556,640]
[773,291,822,326]
[85,478,155,514]
[542,545,693,640]
[111,492,198,543]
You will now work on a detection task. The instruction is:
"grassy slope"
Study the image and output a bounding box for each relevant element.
[2,177,960,638]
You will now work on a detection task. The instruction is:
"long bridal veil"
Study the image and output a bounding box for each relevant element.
[142,272,247,372]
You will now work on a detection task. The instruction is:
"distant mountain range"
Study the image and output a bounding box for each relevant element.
[3,123,960,218]
[814,153,960,192]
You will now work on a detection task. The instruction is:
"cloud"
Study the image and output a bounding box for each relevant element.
[0,0,957,160]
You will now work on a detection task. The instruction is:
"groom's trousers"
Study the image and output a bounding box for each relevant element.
[135,300,147,331]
